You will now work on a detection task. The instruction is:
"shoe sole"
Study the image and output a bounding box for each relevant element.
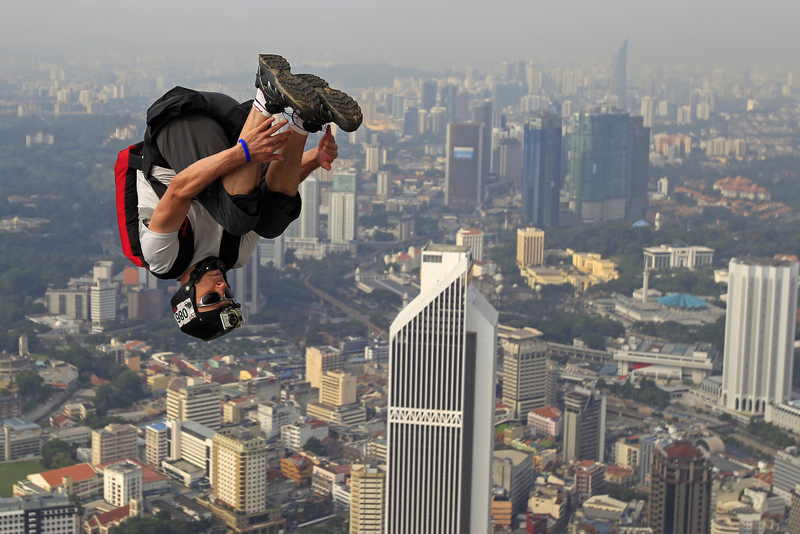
[296,74,363,132]
[257,54,318,120]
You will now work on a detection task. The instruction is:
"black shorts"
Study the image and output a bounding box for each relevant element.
[155,97,300,238]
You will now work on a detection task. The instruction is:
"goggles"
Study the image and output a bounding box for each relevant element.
[197,287,235,308]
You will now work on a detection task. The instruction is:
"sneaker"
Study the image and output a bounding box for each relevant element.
[255,54,319,119]
[295,74,363,133]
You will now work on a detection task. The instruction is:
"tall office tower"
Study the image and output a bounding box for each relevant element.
[569,108,630,224]
[516,227,545,267]
[456,228,484,261]
[391,95,405,119]
[649,442,712,534]
[472,100,493,184]
[299,176,319,239]
[305,346,344,389]
[258,234,284,269]
[606,38,628,110]
[417,108,428,135]
[229,254,258,319]
[403,107,419,138]
[365,144,380,172]
[722,258,798,414]
[377,171,390,201]
[521,113,562,227]
[497,139,522,180]
[212,427,268,513]
[93,260,114,282]
[90,280,116,324]
[127,287,163,321]
[351,464,387,534]
[641,96,655,128]
[167,378,222,430]
[320,370,356,406]
[104,461,142,507]
[441,84,458,124]
[500,326,548,420]
[421,81,437,111]
[688,90,699,123]
[563,386,606,463]
[445,122,484,209]
[91,424,138,465]
[626,116,650,221]
[386,244,498,534]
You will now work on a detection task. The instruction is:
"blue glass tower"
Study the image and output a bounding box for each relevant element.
[521,113,562,227]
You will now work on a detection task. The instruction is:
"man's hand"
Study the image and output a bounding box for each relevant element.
[240,117,291,163]
[316,126,338,171]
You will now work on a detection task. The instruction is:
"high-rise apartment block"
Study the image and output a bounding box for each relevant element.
[166,378,221,430]
[516,227,545,267]
[722,258,798,414]
[330,192,357,244]
[319,370,356,407]
[376,171,390,201]
[445,123,484,209]
[641,96,655,128]
[305,346,343,389]
[456,228,484,261]
[563,387,606,463]
[103,460,142,507]
[211,428,267,514]
[649,441,712,534]
[521,113,562,228]
[91,424,137,465]
[350,464,387,534]
[90,280,117,324]
[387,244,498,534]
[499,326,548,420]
[299,176,319,239]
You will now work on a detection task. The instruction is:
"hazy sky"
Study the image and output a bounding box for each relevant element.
[2,0,799,71]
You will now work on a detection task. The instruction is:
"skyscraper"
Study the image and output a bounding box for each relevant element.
[521,113,562,227]
[649,441,712,534]
[606,38,628,110]
[228,254,258,319]
[563,386,606,463]
[499,326,548,420]
[403,107,419,137]
[421,81,437,111]
[641,96,655,128]
[387,244,498,534]
[722,258,799,413]
[440,84,458,124]
[299,176,319,239]
[626,116,650,220]
[569,107,630,224]
[330,192,357,243]
[445,122,484,209]
[472,100,493,184]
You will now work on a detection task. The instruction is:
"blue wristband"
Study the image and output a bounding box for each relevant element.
[238,139,251,162]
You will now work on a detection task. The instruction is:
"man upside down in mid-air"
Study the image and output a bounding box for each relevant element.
[132,54,361,340]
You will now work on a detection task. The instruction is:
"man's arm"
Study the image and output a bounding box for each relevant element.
[148,117,289,234]
[299,126,339,180]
